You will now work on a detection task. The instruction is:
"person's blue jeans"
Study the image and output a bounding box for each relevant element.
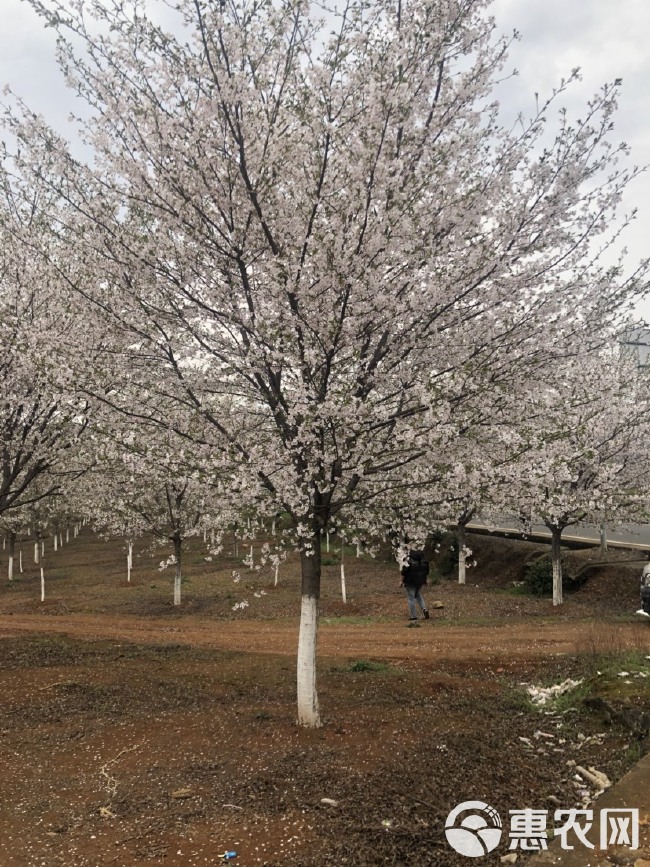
[404,584,427,618]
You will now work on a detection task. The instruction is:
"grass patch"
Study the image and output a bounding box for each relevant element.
[347,659,392,673]
[322,616,381,626]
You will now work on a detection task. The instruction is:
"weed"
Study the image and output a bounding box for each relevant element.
[348,659,391,673]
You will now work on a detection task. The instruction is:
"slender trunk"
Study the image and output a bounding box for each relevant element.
[272,519,276,536]
[326,531,330,553]
[41,540,45,557]
[54,534,58,552]
[66,528,70,544]
[249,544,254,569]
[297,534,322,728]
[551,526,563,606]
[59,533,63,548]
[8,532,15,580]
[203,528,207,543]
[173,536,182,607]
[599,521,608,555]
[274,562,279,587]
[34,541,39,565]
[458,521,467,585]
[127,540,133,583]
[19,548,23,573]
[40,567,45,602]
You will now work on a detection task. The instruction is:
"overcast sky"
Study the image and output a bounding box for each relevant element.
[0,0,648,317]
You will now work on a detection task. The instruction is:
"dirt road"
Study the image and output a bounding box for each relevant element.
[1,611,648,661]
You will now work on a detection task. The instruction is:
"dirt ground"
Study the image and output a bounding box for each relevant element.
[0,530,649,866]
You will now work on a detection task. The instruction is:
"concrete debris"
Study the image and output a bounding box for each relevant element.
[575,765,611,791]
[527,678,583,706]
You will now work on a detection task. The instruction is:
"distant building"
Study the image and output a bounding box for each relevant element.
[620,324,650,368]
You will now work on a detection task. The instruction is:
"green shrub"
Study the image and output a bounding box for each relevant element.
[432,531,458,578]
[524,555,585,597]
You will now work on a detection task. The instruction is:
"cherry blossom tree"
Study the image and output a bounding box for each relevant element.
[0,172,89,519]
[3,0,648,725]
[515,350,650,605]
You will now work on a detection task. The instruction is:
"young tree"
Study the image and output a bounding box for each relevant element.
[515,350,650,605]
[4,0,647,724]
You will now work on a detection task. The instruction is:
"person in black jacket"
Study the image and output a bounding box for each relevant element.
[400,550,430,621]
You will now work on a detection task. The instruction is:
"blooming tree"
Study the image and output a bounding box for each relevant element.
[0,171,89,519]
[515,350,650,605]
[3,0,648,724]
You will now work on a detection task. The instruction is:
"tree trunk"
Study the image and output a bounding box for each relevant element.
[7,531,15,580]
[599,521,608,555]
[40,567,45,602]
[458,521,467,585]
[297,534,322,728]
[249,544,254,569]
[274,562,279,587]
[54,533,58,552]
[551,526,563,606]
[19,548,23,573]
[66,527,70,544]
[34,541,39,565]
[173,535,182,606]
[127,540,133,583]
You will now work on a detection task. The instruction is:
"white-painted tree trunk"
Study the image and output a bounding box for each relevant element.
[66,528,70,544]
[54,534,58,552]
[127,541,133,583]
[19,549,23,573]
[458,521,467,585]
[41,540,45,557]
[599,521,608,555]
[7,533,15,581]
[59,533,63,548]
[274,562,279,586]
[173,536,182,606]
[356,542,360,558]
[340,562,347,604]
[551,527,563,606]
[326,531,330,553]
[272,519,276,536]
[34,542,39,565]
[249,545,254,569]
[297,594,320,727]
[40,568,45,602]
